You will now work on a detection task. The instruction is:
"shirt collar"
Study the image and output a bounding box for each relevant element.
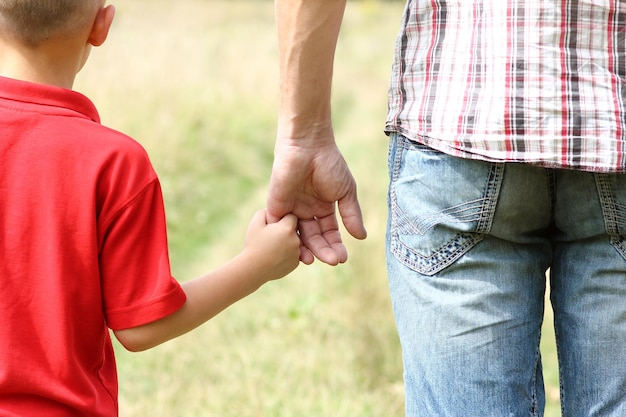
[0,75,101,124]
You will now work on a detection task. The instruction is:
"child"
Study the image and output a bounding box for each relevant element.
[0,1,301,416]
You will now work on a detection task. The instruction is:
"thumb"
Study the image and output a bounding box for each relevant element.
[277,213,299,231]
[248,209,268,231]
[338,192,367,240]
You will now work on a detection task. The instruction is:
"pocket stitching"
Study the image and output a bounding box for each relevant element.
[388,135,503,276]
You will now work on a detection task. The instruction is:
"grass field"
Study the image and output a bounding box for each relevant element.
[76,1,561,415]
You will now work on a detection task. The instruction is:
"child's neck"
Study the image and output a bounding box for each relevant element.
[0,40,81,89]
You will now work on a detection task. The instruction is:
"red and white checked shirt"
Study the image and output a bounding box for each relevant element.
[385,0,626,173]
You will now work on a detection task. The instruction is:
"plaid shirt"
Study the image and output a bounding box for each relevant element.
[385,0,626,173]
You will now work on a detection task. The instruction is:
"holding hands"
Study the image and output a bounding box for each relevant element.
[243,209,301,281]
[267,137,367,266]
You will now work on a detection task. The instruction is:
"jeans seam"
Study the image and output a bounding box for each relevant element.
[388,134,405,248]
[595,173,626,259]
[476,163,505,233]
[596,173,618,235]
[531,330,542,417]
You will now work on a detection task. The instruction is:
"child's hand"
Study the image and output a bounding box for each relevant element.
[243,209,301,282]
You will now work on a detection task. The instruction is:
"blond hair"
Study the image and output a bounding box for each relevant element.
[0,0,98,47]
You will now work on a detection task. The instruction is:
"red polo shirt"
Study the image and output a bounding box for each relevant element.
[0,76,186,416]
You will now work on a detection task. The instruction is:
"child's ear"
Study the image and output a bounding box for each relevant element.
[88,4,116,47]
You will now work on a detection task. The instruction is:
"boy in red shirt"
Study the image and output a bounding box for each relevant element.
[0,1,301,416]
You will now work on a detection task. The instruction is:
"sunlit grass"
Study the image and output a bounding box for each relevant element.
[75,0,560,415]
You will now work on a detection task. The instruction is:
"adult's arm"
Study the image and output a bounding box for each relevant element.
[268,0,366,266]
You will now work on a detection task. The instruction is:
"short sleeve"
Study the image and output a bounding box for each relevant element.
[99,180,186,330]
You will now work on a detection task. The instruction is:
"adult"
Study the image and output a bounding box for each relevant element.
[268,0,626,416]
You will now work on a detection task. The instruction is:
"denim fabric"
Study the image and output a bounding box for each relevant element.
[386,133,626,416]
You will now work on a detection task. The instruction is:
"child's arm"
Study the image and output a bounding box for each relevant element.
[113,210,301,352]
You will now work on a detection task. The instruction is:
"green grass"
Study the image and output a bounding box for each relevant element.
[76,1,560,415]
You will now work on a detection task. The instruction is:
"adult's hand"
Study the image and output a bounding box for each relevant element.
[267,137,366,266]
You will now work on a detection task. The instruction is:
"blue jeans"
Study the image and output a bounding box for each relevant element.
[386,133,626,416]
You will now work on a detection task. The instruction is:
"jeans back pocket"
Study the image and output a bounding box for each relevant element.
[388,134,504,276]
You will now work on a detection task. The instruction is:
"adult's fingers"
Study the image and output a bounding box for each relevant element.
[298,214,347,266]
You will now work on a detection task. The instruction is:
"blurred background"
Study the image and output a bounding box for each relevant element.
[75,1,560,415]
